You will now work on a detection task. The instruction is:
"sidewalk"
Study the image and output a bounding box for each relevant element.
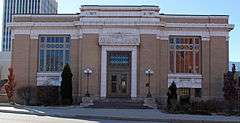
[0,104,240,123]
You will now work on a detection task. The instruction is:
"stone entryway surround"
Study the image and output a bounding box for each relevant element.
[99,30,140,98]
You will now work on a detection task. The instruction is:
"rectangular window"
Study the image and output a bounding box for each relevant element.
[169,36,201,74]
[38,35,71,72]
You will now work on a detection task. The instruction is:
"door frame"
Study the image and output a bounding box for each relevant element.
[100,46,137,98]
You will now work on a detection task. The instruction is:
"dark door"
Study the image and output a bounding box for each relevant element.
[107,51,131,98]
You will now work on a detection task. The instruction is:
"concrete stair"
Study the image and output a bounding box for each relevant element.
[87,98,151,109]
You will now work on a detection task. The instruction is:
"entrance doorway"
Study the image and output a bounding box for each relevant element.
[107,51,131,97]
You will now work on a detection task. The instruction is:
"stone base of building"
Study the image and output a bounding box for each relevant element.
[80,97,94,107]
[143,98,158,109]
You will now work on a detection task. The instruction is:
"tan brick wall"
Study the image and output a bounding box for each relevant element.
[29,38,38,87]
[201,36,228,99]
[209,36,227,99]
[79,34,100,97]
[139,34,159,97]
[70,39,80,99]
[201,40,210,98]
[12,35,38,103]
[158,39,169,98]
[12,35,37,88]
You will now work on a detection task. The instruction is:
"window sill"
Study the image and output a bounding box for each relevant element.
[37,72,62,86]
[168,73,202,88]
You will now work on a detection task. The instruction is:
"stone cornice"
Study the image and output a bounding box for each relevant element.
[160,15,229,19]
[165,23,232,28]
[9,21,233,31]
[80,5,160,12]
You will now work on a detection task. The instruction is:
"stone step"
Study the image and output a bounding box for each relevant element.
[87,98,151,109]
[95,98,141,103]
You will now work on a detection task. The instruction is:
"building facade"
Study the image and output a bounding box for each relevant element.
[2,0,58,51]
[10,5,234,103]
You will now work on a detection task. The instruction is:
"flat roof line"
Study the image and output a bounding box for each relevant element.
[160,13,229,17]
[81,5,159,7]
[12,13,79,15]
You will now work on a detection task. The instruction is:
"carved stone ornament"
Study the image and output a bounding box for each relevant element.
[99,32,140,46]
[168,74,203,88]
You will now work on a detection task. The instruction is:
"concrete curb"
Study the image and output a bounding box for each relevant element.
[60,115,240,123]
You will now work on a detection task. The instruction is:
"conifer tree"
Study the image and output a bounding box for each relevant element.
[60,64,73,105]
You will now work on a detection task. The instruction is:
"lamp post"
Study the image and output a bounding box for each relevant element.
[145,68,154,98]
[84,68,92,97]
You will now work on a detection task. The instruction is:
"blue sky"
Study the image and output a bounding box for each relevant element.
[0,0,239,61]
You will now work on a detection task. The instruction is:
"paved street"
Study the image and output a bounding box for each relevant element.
[0,112,164,123]
[0,105,240,123]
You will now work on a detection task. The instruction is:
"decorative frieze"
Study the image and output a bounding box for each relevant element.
[99,33,140,46]
[168,74,203,88]
[78,18,161,26]
[80,11,159,17]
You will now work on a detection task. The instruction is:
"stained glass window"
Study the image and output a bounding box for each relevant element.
[39,35,71,72]
[110,56,129,64]
[169,36,201,74]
